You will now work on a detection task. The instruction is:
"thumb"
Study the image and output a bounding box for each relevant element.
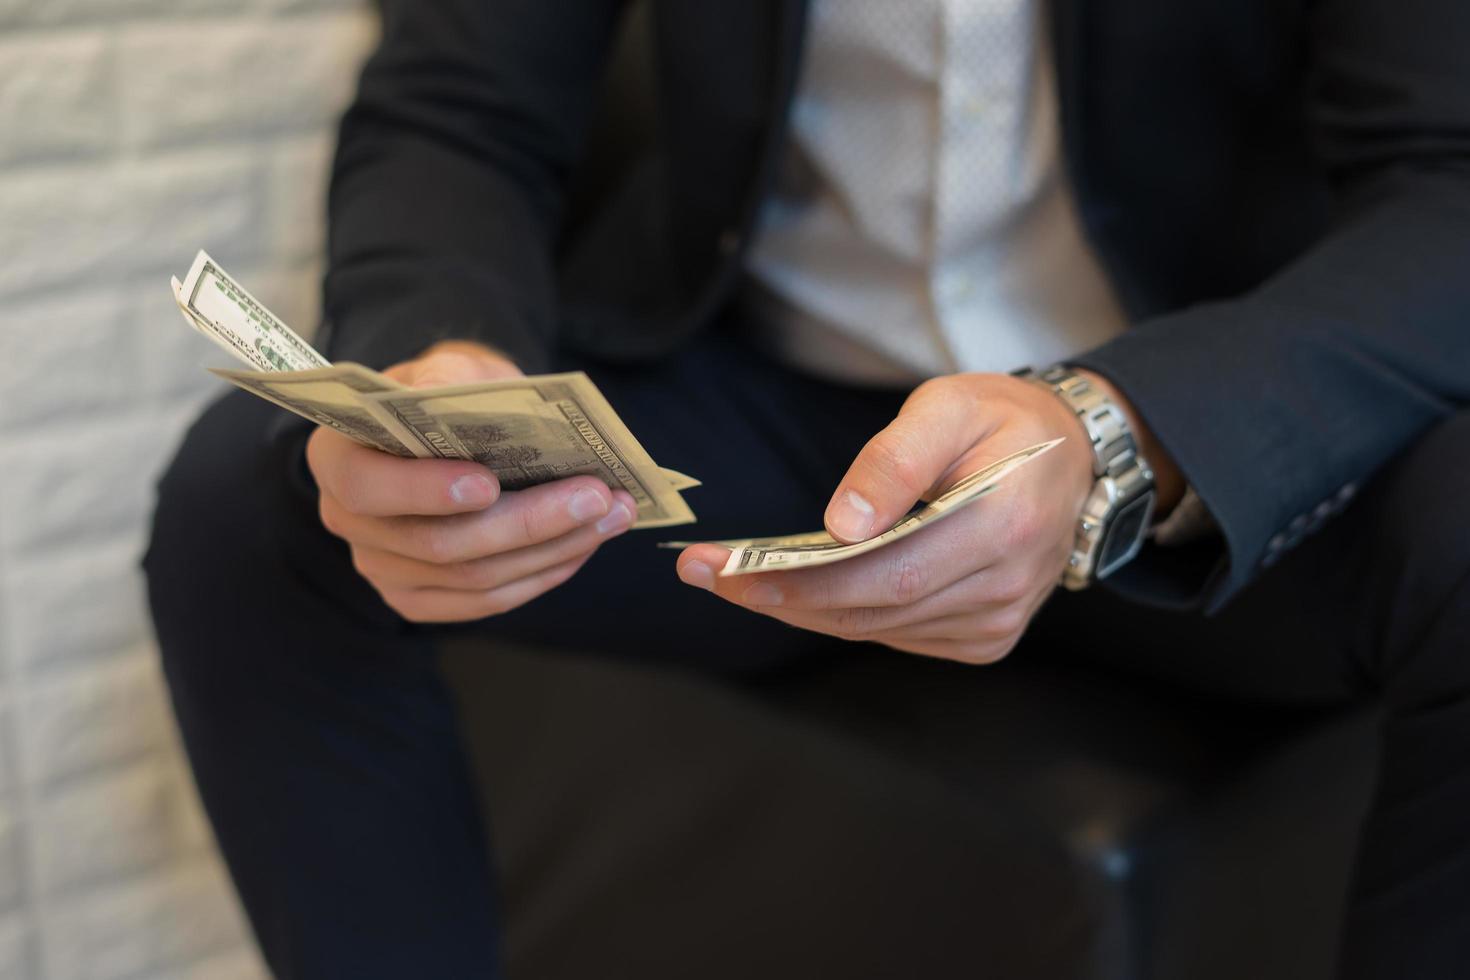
[824,384,990,543]
[388,341,523,389]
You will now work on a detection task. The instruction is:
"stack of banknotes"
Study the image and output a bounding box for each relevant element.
[169,252,1061,571]
[170,251,699,528]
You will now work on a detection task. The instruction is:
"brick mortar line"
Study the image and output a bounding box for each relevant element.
[0,6,369,38]
[28,830,218,910]
[1,119,346,177]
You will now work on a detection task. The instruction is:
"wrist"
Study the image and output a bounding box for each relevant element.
[421,339,519,371]
[388,340,523,388]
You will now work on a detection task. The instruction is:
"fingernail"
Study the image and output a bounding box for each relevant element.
[828,489,876,541]
[742,582,783,607]
[595,501,634,535]
[568,488,610,523]
[450,474,495,506]
[679,560,715,590]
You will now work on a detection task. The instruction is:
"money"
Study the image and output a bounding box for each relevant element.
[663,439,1063,574]
[659,469,702,491]
[172,252,698,528]
[179,251,331,373]
[364,375,696,528]
[210,364,423,458]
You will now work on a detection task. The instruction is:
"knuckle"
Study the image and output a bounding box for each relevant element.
[476,594,510,618]
[349,547,377,581]
[1003,498,1046,550]
[886,553,931,606]
[954,640,1012,666]
[414,523,460,564]
[516,502,545,543]
[317,496,344,537]
[382,591,429,623]
[867,436,927,495]
[988,569,1033,606]
[910,377,942,400]
[909,376,952,407]
[455,558,506,591]
[991,636,1022,661]
[986,605,1029,638]
[331,476,366,515]
[831,606,881,641]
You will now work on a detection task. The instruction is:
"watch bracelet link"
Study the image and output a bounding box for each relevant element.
[1014,365,1157,589]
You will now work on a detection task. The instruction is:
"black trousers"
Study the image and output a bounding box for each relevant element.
[145,330,1470,979]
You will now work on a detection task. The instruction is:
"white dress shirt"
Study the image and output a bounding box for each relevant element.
[746,0,1128,386]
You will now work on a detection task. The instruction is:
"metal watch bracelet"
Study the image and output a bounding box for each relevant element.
[1014,366,1157,589]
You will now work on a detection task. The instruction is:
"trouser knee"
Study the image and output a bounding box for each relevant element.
[145,392,311,676]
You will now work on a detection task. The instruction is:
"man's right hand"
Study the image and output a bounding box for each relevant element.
[306,341,637,623]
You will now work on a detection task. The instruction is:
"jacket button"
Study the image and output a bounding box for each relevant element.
[718,229,741,255]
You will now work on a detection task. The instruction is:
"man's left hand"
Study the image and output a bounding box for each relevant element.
[676,371,1129,664]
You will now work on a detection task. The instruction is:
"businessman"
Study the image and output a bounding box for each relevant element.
[146,1,1470,976]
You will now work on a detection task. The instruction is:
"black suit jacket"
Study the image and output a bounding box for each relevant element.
[321,0,1470,611]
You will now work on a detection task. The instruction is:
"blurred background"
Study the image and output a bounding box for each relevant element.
[0,2,376,976]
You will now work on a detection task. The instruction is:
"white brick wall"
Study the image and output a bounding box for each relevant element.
[0,3,378,977]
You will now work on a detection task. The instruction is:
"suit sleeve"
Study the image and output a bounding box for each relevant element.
[321,0,626,375]
[1071,0,1470,612]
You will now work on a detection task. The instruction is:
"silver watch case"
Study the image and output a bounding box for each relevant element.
[1067,464,1156,589]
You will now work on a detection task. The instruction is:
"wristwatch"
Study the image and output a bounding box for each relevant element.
[1015,366,1156,590]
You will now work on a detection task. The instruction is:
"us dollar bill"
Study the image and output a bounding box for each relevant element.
[213,363,701,518]
[210,364,424,457]
[664,439,1063,574]
[659,468,702,491]
[179,250,330,373]
[364,374,696,528]
[170,278,210,336]
[173,254,697,527]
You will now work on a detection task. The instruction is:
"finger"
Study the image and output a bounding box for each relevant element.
[695,562,1032,641]
[379,553,593,624]
[824,380,997,543]
[682,525,1015,614]
[723,588,1005,644]
[331,482,633,565]
[352,510,629,592]
[308,428,500,517]
[874,573,1055,642]
[863,603,1029,644]
[882,636,1019,666]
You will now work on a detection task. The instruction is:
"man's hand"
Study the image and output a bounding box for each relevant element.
[676,370,1181,664]
[308,341,637,623]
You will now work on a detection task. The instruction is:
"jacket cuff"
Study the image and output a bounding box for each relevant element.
[1068,306,1271,614]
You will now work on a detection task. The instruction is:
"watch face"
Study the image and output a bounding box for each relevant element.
[1097,492,1156,579]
